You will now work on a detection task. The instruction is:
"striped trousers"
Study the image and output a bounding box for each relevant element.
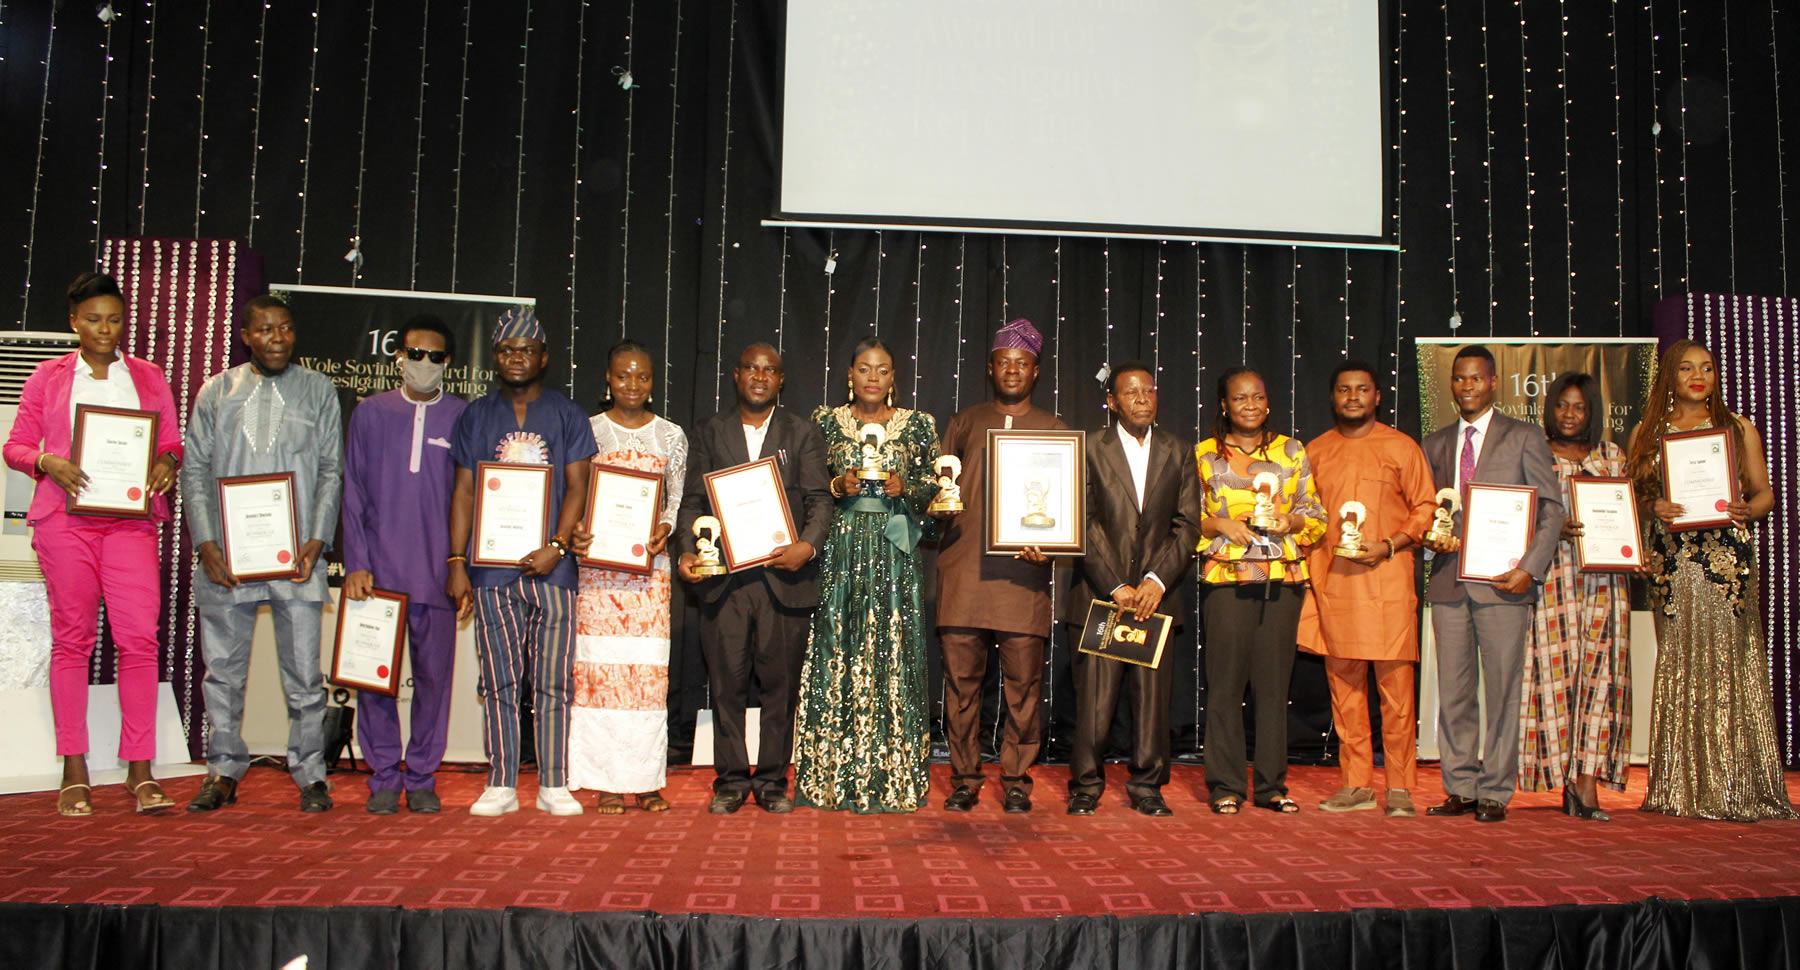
[473,579,576,788]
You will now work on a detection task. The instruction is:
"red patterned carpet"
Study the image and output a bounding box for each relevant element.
[3,763,1798,918]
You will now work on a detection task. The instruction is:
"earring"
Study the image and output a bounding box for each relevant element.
[886,389,893,408]
[846,380,854,403]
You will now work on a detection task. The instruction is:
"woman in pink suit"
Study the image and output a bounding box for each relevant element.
[3,272,184,816]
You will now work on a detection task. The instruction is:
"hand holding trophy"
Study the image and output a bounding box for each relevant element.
[1248,471,1284,532]
[691,514,728,577]
[1424,487,1460,549]
[928,455,964,514]
[857,423,889,482]
[1333,500,1369,558]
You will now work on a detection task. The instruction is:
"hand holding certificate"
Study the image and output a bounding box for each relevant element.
[472,462,552,567]
[581,464,665,574]
[1455,483,1538,584]
[1567,476,1643,572]
[330,588,409,696]
[1660,427,1740,531]
[702,457,798,571]
[68,405,159,518]
[218,473,302,582]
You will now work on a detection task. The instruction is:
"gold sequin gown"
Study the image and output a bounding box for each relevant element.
[1640,433,1798,820]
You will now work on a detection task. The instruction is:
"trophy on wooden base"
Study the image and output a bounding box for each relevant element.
[691,515,729,576]
[1248,471,1285,533]
[856,423,890,482]
[928,455,964,514]
[1333,500,1369,558]
[1425,487,1461,546]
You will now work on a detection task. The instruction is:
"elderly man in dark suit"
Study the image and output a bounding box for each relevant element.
[1420,344,1565,823]
[1064,361,1202,817]
[676,343,833,815]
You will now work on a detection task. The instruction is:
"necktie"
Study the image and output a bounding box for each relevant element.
[1459,425,1478,490]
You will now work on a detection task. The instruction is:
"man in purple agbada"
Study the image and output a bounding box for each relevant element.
[340,315,468,814]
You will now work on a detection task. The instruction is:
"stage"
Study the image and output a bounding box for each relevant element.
[2,763,1798,968]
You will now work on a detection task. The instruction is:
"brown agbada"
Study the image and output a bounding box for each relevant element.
[1297,422,1438,661]
[934,401,1069,636]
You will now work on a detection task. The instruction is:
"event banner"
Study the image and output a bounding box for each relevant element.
[1415,338,1657,444]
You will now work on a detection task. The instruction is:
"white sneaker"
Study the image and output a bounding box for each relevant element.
[536,786,584,816]
[470,785,519,816]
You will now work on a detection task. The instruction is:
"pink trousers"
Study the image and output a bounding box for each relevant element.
[31,511,162,760]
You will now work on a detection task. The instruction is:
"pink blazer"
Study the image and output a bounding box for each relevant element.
[3,352,186,524]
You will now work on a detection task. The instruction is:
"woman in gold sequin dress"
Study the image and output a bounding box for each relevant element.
[1626,339,1797,821]
[792,337,939,813]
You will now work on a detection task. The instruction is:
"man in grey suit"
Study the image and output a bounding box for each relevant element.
[1063,362,1202,817]
[1420,345,1565,822]
[676,343,833,815]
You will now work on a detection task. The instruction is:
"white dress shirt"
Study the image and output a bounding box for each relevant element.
[1114,426,1163,595]
[69,349,141,426]
[1454,406,1496,491]
[742,416,770,461]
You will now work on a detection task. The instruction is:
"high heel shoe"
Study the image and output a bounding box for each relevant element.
[1562,786,1611,821]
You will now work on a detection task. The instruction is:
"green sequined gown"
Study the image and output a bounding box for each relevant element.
[793,405,939,813]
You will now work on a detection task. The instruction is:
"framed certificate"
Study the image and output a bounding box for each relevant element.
[329,588,409,696]
[472,461,553,567]
[581,464,666,575]
[218,472,302,582]
[68,404,158,519]
[702,457,798,571]
[1660,427,1740,532]
[1568,476,1644,572]
[1456,482,1538,584]
[1075,599,1172,669]
[984,428,1086,556]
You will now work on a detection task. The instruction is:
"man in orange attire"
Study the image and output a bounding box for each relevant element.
[1298,360,1437,818]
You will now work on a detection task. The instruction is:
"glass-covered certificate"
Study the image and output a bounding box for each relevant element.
[1568,476,1643,572]
[68,404,158,519]
[329,588,408,696]
[472,461,552,567]
[1661,427,1739,532]
[703,456,797,570]
[218,472,302,582]
[581,464,665,575]
[984,429,1086,556]
[1456,483,1538,584]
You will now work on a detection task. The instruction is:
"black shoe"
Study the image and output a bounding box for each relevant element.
[406,789,442,814]
[1562,787,1611,822]
[709,789,748,815]
[1003,788,1032,814]
[366,788,400,815]
[1066,792,1098,816]
[299,781,333,813]
[753,791,794,814]
[1132,794,1174,817]
[1475,798,1507,822]
[186,775,238,813]
[943,786,979,812]
[1426,794,1479,817]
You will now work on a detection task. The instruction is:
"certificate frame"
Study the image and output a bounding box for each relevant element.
[580,463,666,575]
[471,461,553,567]
[1567,476,1644,573]
[217,472,303,582]
[1455,482,1538,584]
[328,588,409,696]
[67,404,158,519]
[702,457,799,571]
[1660,427,1740,532]
[984,428,1086,556]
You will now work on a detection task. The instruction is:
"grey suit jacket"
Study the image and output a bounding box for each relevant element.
[675,406,833,609]
[1422,411,1566,605]
[1061,425,1203,626]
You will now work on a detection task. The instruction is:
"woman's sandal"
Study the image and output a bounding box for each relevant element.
[130,779,176,814]
[1209,796,1241,815]
[635,792,671,813]
[1257,796,1300,814]
[594,792,627,815]
[57,784,93,818]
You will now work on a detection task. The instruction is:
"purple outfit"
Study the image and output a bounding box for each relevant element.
[341,387,468,792]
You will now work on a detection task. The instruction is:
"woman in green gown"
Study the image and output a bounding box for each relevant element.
[793,337,940,813]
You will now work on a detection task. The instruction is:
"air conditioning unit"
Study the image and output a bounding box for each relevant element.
[0,332,79,581]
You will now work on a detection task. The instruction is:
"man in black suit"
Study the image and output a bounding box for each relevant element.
[676,343,832,815]
[1419,344,1564,823]
[1063,362,1202,817]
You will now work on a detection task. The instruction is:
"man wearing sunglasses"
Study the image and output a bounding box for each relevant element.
[339,315,468,814]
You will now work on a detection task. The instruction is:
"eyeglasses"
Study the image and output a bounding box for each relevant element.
[402,347,450,364]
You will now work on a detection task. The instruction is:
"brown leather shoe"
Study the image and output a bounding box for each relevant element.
[1425,794,1478,817]
[1475,798,1508,822]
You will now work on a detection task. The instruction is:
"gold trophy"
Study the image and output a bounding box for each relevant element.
[1020,480,1056,529]
[856,423,890,482]
[928,455,964,514]
[1333,500,1369,558]
[691,515,728,576]
[1248,471,1284,532]
[1424,487,1460,546]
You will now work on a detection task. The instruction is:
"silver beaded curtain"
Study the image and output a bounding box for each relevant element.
[0,1,1795,763]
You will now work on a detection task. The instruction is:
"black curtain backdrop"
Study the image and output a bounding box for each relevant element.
[1,1,1795,765]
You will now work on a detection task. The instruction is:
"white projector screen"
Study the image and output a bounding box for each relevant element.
[779,0,1388,243]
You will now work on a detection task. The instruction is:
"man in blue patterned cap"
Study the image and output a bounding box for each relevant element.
[932,318,1067,813]
[446,306,597,816]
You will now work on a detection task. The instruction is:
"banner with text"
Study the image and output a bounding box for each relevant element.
[1415,338,1658,443]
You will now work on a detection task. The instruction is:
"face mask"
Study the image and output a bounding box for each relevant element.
[402,358,446,395]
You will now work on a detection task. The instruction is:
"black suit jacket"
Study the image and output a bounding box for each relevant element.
[676,405,833,609]
[1061,425,1204,626]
